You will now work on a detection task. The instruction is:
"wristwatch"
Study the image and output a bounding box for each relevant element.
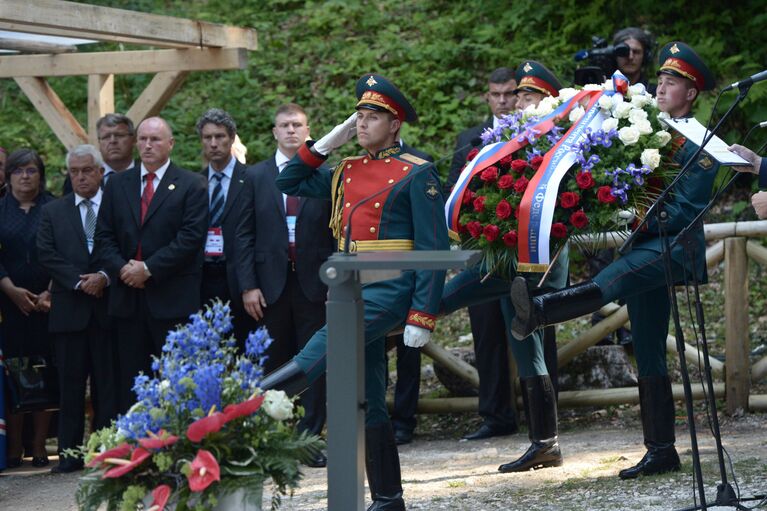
[143,261,152,278]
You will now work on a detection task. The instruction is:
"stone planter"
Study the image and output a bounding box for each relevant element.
[143,485,263,511]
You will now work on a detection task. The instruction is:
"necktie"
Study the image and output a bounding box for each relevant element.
[286,195,299,261]
[141,173,156,224]
[83,199,96,253]
[209,173,225,227]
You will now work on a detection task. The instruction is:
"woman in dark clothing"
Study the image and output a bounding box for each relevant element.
[0,149,55,468]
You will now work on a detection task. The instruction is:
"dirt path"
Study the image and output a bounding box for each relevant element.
[2,414,765,511]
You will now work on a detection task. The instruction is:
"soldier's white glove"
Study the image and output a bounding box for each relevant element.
[403,325,431,348]
[313,112,358,156]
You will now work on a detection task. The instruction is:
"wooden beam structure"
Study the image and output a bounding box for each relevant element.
[0,36,76,53]
[125,71,189,127]
[724,237,750,415]
[0,48,248,78]
[87,74,114,146]
[15,76,87,148]
[0,0,257,50]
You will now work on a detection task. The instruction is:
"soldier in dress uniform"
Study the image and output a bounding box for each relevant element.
[510,42,719,480]
[440,60,569,474]
[261,73,448,510]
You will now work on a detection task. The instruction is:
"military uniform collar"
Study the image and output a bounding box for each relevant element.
[370,144,402,160]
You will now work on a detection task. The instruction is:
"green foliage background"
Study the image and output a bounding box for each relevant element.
[1,0,766,192]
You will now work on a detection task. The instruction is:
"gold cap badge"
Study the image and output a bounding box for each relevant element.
[670,43,680,54]
[523,62,533,73]
[366,75,378,87]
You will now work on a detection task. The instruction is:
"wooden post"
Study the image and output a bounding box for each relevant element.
[87,74,114,145]
[752,355,767,382]
[724,237,750,415]
[14,76,87,148]
[421,341,480,388]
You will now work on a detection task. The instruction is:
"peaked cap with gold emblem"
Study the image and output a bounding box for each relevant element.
[657,41,715,91]
[355,73,418,123]
[513,60,562,97]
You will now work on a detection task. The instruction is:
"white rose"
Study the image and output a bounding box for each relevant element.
[534,96,556,116]
[558,88,579,102]
[614,102,633,119]
[628,108,649,124]
[262,389,294,421]
[584,83,603,91]
[569,106,585,122]
[598,95,613,111]
[657,111,671,127]
[641,148,661,169]
[655,130,672,147]
[601,117,619,132]
[618,126,640,145]
[631,94,651,108]
[634,119,653,135]
[628,83,646,98]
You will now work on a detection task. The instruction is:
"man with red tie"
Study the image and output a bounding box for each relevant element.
[95,116,208,413]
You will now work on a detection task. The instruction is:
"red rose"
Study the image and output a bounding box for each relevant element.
[559,191,580,209]
[187,449,221,493]
[480,165,499,182]
[466,148,480,162]
[513,176,530,193]
[500,154,515,167]
[551,222,568,239]
[514,206,521,219]
[496,199,512,220]
[511,159,528,173]
[497,174,515,189]
[461,189,475,206]
[466,221,483,239]
[530,155,544,170]
[473,196,486,212]
[502,230,518,247]
[570,210,589,229]
[483,224,500,242]
[576,171,596,190]
[597,186,616,204]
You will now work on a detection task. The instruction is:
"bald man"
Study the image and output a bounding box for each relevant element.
[95,116,208,412]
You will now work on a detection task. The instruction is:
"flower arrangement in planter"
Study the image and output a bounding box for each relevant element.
[76,301,323,511]
[447,75,678,276]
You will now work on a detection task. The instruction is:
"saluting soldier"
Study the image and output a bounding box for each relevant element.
[261,74,448,511]
[510,42,720,480]
[440,60,569,474]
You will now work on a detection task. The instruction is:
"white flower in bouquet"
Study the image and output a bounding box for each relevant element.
[263,389,294,421]
[618,126,641,145]
[558,87,579,102]
[584,83,603,91]
[634,119,654,135]
[569,106,585,122]
[657,111,671,126]
[654,130,672,147]
[535,95,559,116]
[641,148,662,169]
[601,79,613,90]
[628,83,647,98]
[628,107,649,124]
[601,117,619,133]
[598,95,613,111]
[631,93,652,108]
[614,102,633,119]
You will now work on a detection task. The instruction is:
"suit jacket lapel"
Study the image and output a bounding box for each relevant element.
[221,161,246,223]
[66,195,88,249]
[121,167,142,226]
[142,164,177,225]
[269,158,286,217]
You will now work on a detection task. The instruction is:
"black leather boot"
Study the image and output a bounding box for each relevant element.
[365,422,406,511]
[510,278,604,340]
[619,375,680,479]
[259,360,310,396]
[499,375,562,473]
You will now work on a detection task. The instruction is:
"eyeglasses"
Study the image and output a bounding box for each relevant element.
[11,167,39,177]
[98,132,132,141]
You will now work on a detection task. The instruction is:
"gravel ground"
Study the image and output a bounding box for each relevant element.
[1,413,765,511]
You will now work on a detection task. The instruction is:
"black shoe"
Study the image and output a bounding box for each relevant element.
[498,440,563,472]
[394,428,413,446]
[305,451,327,468]
[31,456,50,468]
[51,459,84,474]
[462,423,518,441]
[618,446,680,479]
[5,457,22,469]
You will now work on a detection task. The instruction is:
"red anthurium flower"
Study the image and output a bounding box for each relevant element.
[495,199,512,220]
[497,174,515,189]
[139,430,179,450]
[597,186,616,204]
[102,447,151,479]
[559,192,580,209]
[87,443,132,467]
[223,395,265,422]
[187,449,221,493]
[480,166,499,182]
[187,412,227,443]
[473,196,486,212]
[483,224,500,242]
[570,210,589,229]
[513,176,529,193]
[466,221,483,239]
[148,484,172,511]
[510,159,528,173]
[466,148,480,162]
[575,171,595,190]
[551,222,568,239]
[529,155,544,170]
[502,230,518,247]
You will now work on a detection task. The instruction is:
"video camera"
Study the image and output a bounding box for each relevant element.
[573,36,630,86]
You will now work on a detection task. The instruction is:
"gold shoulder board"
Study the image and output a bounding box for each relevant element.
[399,153,428,166]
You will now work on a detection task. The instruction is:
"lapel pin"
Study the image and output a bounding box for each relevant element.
[168,184,176,190]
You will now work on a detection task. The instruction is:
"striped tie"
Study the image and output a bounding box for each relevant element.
[83,199,97,253]
[209,172,225,227]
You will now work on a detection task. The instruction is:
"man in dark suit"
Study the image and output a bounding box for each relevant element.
[63,113,137,194]
[37,144,116,473]
[196,108,252,344]
[445,67,521,441]
[95,116,208,413]
[236,103,334,466]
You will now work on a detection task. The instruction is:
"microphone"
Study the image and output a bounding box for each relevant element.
[723,69,767,91]
[741,120,767,145]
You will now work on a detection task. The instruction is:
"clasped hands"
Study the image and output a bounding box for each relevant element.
[78,272,108,298]
[120,259,150,288]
